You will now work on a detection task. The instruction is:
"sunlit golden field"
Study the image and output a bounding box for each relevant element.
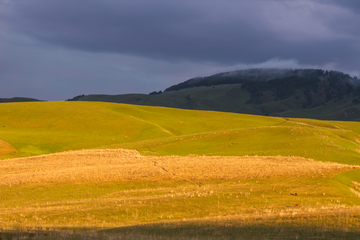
[1,102,360,239]
[1,149,357,185]
[1,149,360,239]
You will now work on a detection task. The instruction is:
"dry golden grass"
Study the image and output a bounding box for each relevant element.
[1,149,358,186]
[350,182,360,198]
[0,139,16,155]
[152,155,358,181]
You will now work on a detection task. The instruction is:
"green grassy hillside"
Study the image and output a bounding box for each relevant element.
[0,101,360,166]
[0,101,281,159]
[69,83,360,121]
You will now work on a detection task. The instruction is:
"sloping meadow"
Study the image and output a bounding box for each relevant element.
[1,101,360,165]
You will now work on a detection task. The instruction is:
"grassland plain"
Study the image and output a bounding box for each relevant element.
[1,101,360,239]
[0,149,360,238]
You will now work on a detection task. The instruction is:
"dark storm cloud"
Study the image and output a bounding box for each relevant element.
[9,0,203,59]
[1,0,360,100]
[7,0,359,65]
[326,0,360,12]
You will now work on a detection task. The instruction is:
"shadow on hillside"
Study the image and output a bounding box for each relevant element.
[2,219,360,240]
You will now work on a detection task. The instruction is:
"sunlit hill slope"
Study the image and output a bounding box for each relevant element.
[0,101,360,166]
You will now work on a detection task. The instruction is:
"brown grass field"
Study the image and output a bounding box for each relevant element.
[1,149,358,186]
[1,149,360,239]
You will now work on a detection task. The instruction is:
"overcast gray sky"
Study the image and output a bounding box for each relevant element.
[1,0,360,100]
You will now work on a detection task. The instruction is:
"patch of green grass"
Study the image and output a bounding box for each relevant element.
[334,170,360,187]
[115,121,360,165]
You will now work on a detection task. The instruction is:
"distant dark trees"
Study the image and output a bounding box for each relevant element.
[242,76,320,105]
[149,91,162,95]
[351,87,360,104]
[164,69,358,98]
[67,94,85,101]
[186,94,192,103]
[165,75,247,92]
[0,97,41,103]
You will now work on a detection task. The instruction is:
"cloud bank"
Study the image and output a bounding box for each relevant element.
[0,0,359,100]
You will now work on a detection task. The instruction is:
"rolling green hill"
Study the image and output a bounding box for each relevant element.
[0,101,281,159]
[1,101,360,166]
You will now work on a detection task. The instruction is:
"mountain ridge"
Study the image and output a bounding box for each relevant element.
[3,68,360,121]
[67,68,360,121]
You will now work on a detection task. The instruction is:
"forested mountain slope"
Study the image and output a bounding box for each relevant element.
[69,69,360,121]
